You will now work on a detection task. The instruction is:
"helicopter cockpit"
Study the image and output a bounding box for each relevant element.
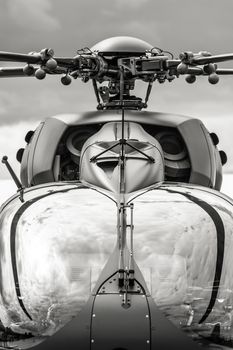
[16,110,226,192]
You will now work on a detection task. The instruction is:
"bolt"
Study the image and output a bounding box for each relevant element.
[47,48,54,57]
[185,74,196,84]
[208,73,219,84]
[61,74,72,85]
[23,64,35,76]
[46,58,57,70]
[177,62,188,74]
[35,68,46,80]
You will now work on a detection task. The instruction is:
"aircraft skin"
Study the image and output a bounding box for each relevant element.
[0,180,233,349]
[0,111,231,350]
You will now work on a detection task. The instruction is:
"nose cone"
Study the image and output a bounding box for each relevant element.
[80,122,164,195]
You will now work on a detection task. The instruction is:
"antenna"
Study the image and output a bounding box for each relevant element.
[2,156,24,202]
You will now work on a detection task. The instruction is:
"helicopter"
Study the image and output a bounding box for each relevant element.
[0,35,233,350]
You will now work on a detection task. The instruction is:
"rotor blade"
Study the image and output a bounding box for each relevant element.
[216,68,233,75]
[54,57,76,68]
[0,51,42,64]
[193,53,233,65]
[166,59,181,68]
[0,50,77,69]
[0,67,30,78]
[186,67,204,75]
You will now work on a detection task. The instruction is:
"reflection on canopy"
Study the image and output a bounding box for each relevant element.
[0,184,117,348]
[132,184,233,343]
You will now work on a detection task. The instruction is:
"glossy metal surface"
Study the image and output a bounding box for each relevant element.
[91,36,153,54]
[0,182,233,348]
[80,122,164,194]
[131,184,233,347]
[0,183,116,348]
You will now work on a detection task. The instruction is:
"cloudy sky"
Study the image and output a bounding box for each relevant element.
[1,0,233,180]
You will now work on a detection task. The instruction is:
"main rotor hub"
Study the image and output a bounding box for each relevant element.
[90,36,159,110]
[0,36,230,112]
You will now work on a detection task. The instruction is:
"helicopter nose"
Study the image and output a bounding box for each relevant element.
[80,121,164,194]
[32,247,202,350]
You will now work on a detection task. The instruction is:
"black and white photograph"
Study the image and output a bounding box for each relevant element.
[0,1,233,349]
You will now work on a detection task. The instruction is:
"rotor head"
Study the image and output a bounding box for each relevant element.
[2,38,233,111]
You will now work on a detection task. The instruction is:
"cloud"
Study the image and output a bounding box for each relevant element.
[116,20,161,43]
[7,0,60,32]
[115,0,150,9]
[0,77,94,126]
